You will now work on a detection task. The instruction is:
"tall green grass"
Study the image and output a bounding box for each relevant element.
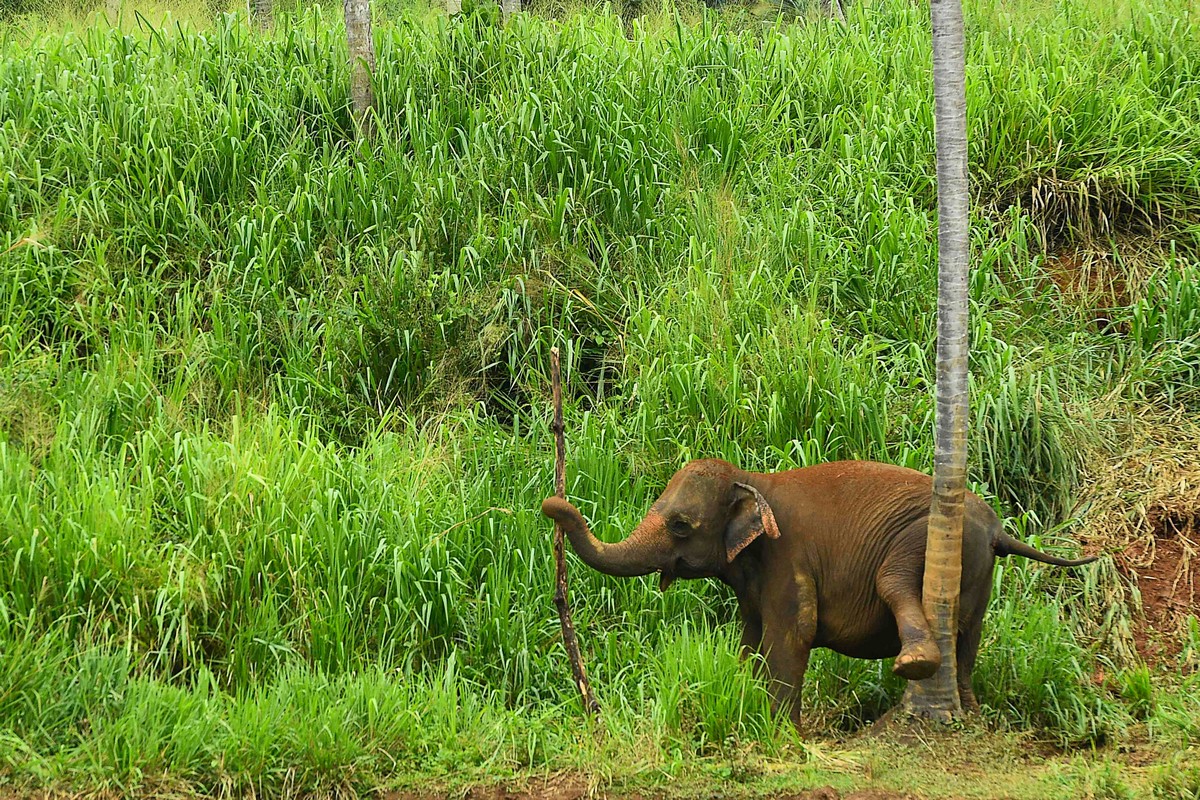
[1,0,1198,791]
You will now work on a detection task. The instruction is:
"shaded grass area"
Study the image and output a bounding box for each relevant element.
[1,0,1199,794]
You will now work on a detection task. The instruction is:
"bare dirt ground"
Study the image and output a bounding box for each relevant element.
[368,723,1193,800]
[1121,502,1199,665]
[390,779,920,800]
[390,779,916,800]
[384,781,920,800]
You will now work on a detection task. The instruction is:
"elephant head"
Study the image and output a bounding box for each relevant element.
[540,459,781,590]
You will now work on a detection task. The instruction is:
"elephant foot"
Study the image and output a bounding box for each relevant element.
[892,640,941,680]
[959,687,981,714]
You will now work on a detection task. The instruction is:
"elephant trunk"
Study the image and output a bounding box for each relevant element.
[541,497,667,578]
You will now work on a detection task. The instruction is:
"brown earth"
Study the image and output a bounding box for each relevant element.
[775,791,921,800]
[387,782,921,800]
[1042,247,1132,334]
[1116,503,1199,665]
[387,776,600,800]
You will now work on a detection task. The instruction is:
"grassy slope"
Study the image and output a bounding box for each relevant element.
[1,0,1198,795]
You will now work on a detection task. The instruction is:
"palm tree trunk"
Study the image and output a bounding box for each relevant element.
[901,0,970,722]
[252,0,273,30]
[106,0,119,21]
[446,0,461,14]
[501,0,519,24]
[344,0,377,138]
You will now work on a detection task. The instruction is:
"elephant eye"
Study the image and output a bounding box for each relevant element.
[668,518,692,538]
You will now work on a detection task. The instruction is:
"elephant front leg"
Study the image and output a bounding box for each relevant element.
[737,596,763,661]
[761,572,818,728]
[767,645,811,729]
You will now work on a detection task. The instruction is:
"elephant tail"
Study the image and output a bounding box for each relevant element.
[993,532,1099,567]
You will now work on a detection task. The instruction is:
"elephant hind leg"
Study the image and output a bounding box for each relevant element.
[876,564,940,681]
[956,613,985,713]
[885,593,941,680]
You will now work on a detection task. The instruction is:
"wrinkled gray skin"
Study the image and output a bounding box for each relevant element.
[541,458,1097,726]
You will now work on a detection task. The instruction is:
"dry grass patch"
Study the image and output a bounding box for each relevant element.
[1075,408,1200,667]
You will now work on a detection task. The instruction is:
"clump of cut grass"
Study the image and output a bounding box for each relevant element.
[651,622,782,752]
[1068,410,1200,658]
[1114,665,1155,721]
[1071,758,1137,800]
[1151,755,1200,800]
[974,571,1126,746]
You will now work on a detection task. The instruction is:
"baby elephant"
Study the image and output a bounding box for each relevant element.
[541,458,1097,723]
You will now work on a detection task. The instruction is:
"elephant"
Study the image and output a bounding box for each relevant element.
[541,458,1097,724]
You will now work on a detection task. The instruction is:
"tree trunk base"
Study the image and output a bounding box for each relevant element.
[896,703,958,724]
[870,698,970,740]
[897,639,962,722]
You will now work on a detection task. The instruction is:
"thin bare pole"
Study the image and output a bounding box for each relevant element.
[344,0,377,139]
[251,0,273,30]
[821,0,845,21]
[550,346,600,716]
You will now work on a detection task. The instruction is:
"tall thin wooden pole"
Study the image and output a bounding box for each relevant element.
[551,347,600,716]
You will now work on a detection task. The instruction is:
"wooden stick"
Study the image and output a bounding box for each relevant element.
[550,346,600,716]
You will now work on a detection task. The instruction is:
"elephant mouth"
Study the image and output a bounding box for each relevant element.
[659,559,709,591]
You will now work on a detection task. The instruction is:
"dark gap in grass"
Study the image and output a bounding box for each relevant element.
[1003,176,1196,258]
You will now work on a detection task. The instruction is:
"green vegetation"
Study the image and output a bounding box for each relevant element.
[1,0,1198,795]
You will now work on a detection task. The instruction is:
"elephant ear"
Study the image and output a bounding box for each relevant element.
[724,481,781,563]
